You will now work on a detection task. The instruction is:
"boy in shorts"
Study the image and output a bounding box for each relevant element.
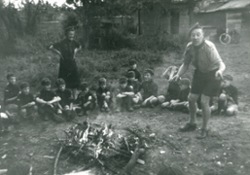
[172,23,226,139]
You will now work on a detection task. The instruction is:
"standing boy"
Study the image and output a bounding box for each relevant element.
[218,74,238,116]
[96,77,112,112]
[140,69,158,107]
[171,23,226,139]
[17,82,37,120]
[36,78,63,122]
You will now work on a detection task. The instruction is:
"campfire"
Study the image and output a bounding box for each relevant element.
[54,121,154,175]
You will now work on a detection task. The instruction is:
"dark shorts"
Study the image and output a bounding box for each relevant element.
[191,69,221,97]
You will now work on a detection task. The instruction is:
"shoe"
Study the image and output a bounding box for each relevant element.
[196,128,209,139]
[179,123,197,132]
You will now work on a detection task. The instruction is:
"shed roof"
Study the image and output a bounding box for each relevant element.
[199,0,250,13]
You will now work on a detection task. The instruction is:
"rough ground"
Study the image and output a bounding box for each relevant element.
[0,40,250,175]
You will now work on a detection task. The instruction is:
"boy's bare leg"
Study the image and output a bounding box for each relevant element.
[188,93,199,124]
[200,94,211,130]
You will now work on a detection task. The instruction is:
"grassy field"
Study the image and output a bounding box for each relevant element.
[0,38,250,175]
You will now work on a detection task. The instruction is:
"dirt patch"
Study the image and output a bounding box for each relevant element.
[0,41,250,175]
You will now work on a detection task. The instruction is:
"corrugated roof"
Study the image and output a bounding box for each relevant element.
[199,0,250,13]
[216,0,250,11]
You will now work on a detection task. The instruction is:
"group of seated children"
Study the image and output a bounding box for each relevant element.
[0,60,238,132]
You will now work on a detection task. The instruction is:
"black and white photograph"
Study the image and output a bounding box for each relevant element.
[0,0,250,174]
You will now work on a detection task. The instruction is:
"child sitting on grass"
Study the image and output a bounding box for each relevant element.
[116,77,135,112]
[158,66,181,107]
[55,78,76,120]
[218,74,238,116]
[127,71,141,105]
[36,78,64,122]
[96,77,112,112]
[161,78,191,113]
[17,82,37,121]
[127,59,142,82]
[3,73,20,123]
[140,69,158,107]
[75,82,96,115]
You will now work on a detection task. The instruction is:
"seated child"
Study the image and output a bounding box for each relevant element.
[158,66,181,107]
[140,69,158,107]
[218,74,238,116]
[3,73,20,123]
[127,59,142,82]
[75,82,96,115]
[55,78,76,120]
[36,78,64,122]
[127,71,141,104]
[96,77,112,112]
[17,82,37,120]
[162,78,190,113]
[116,77,135,112]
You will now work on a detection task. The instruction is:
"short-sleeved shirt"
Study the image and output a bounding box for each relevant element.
[4,84,20,105]
[221,85,238,104]
[17,93,35,107]
[178,87,190,102]
[127,69,142,82]
[56,89,73,107]
[128,79,141,93]
[38,89,57,102]
[183,40,223,73]
[141,80,158,100]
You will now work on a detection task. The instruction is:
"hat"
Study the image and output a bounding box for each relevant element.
[189,22,203,37]
[179,78,190,86]
[223,74,233,81]
[127,71,135,78]
[144,69,154,76]
[56,78,66,87]
[20,82,29,89]
[99,77,107,86]
[41,78,51,86]
[119,77,128,84]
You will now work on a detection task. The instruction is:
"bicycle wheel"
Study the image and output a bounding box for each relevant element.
[219,33,231,45]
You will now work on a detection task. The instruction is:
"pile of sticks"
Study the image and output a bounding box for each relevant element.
[54,122,152,175]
